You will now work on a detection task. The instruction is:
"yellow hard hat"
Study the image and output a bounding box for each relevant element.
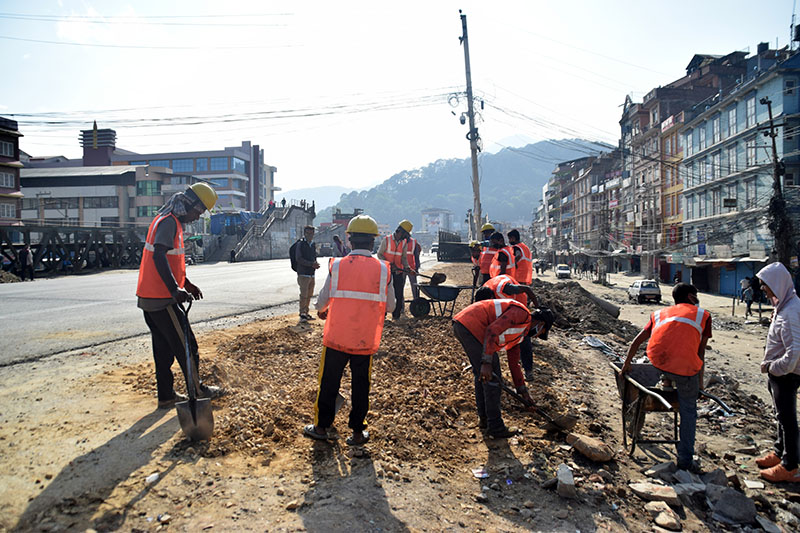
[346,214,379,235]
[189,182,218,211]
[469,240,481,248]
[398,219,413,233]
[480,223,495,232]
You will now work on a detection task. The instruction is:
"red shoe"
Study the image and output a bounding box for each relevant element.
[756,452,781,469]
[760,464,800,483]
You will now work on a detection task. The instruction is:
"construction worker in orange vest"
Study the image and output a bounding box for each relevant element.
[478,223,496,285]
[488,232,516,280]
[621,283,712,472]
[453,289,554,438]
[136,183,223,409]
[377,219,414,319]
[304,215,395,445]
[508,230,532,285]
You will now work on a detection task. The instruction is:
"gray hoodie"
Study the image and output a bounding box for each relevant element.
[757,262,800,376]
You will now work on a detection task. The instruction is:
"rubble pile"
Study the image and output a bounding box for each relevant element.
[0,270,20,283]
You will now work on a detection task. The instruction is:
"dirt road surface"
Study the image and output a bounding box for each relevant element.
[1,263,798,532]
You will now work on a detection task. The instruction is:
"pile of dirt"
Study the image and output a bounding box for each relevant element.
[0,270,20,283]
[531,279,639,341]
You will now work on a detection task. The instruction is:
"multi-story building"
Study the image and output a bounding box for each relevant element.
[573,151,622,251]
[544,157,592,260]
[25,127,278,213]
[0,117,23,223]
[680,44,799,293]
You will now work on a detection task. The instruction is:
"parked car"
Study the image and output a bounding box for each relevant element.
[430,242,439,254]
[628,279,662,304]
[318,243,333,257]
[555,264,571,279]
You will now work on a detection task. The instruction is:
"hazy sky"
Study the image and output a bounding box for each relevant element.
[2,0,794,191]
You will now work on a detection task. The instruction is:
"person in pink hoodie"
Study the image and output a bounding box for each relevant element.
[755,262,800,482]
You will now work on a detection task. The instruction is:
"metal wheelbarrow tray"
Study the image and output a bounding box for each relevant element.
[411,284,474,318]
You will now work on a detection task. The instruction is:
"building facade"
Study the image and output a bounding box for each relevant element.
[0,117,23,223]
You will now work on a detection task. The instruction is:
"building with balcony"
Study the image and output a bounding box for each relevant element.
[0,117,23,223]
[25,127,277,213]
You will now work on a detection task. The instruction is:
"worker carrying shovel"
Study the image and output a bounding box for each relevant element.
[453,288,554,438]
[304,215,395,445]
[136,183,223,410]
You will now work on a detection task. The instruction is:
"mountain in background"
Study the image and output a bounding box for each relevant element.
[276,185,358,211]
[315,139,613,227]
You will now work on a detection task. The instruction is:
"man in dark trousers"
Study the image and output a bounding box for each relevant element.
[136,183,223,409]
[621,283,712,472]
[377,220,413,320]
[295,225,320,322]
[18,245,34,281]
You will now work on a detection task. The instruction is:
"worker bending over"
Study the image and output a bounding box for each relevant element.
[378,219,414,320]
[621,283,711,472]
[305,215,395,445]
[453,289,553,438]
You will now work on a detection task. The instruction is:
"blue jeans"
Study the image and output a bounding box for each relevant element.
[663,371,699,469]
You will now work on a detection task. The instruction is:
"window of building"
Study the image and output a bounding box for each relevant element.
[208,178,228,188]
[196,158,208,171]
[84,196,119,208]
[712,116,721,144]
[149,159,170,168]
[0,141,14,157]
[100,217,120,227]
[727,145,737,174]
[21,198,37,210]
[746,96,756,127]
[685,163,693,187]
[712,188,721,215]
[711,152,721,180]
[698,192,706,218]
[786,80,796,95]
[698,126,706,150]
[137,206,159,217]
[746,179,757,208]
[685,132,693,156]
[232,157,247,174]
[664,136,672,156]
[727,183,737,208]
[746,137,757,167]
[786,173,796,186]
[130,160,147,166]
[0,202,15,217]
[172,159,193,172]
[0,171,14,188]
[698,159,707,184]
[727,107,737,137]
[136,180,161,196]
[210,157,228,171]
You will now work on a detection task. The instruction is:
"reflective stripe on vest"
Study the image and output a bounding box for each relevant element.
[322,256,391,355]
[494,299,527,347]
[479,247,496,274]
[646,304,710,377]
[136,213,185,299]
[489,246,516,279]
[384,235,407,269]
[405,237,417,270]
[514,242,533,284]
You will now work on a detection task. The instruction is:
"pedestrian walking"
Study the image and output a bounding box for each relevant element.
[18,245,34,281]
[136,183,222,409]
[754,262,800,482]
[740,276,751,303]
[744,286,754,317]
[294,225,320,322]
[304,215,394,445]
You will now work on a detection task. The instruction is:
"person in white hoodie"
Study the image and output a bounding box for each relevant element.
[755,262,800,482]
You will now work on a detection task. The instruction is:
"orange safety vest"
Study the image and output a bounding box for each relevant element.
[453,298,530,351]
[479,246,496,275]
[136,213,185,299]
[646,303,711,376]
[383,235,413,270]
[321,255,391,355]
[513,242,533,284]
[483,274,527,306]
[489,246,516,280]
[405,237,417,271]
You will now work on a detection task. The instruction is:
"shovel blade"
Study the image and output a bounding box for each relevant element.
[430,272,447,286]
[176,398,214,441]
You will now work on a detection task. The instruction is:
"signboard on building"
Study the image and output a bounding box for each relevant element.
[723,198,737,208]
[609,199,618,208]
[660,114,675,132]
[669,225,678,245]
[697,230,706,255]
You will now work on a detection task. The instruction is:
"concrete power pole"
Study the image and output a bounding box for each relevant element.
[459,10,482,240]
[760,97,794,268]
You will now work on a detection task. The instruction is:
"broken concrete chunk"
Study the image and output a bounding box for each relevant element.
[706,484,756,525]
[755,515,781,533]
[565,433,614,462]
[645,461,676,480]
[701,468,727,487]
[673,483,706,497]
[655,509,681,531]
[556,463,577,499]
[628,482,681,507]
[673,469,702,485]
[743,479,765,490]
[644,501,671,516]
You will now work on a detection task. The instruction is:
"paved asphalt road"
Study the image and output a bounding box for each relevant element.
[0,259,328,366]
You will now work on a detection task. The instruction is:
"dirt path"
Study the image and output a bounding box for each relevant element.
[1,265,797,532]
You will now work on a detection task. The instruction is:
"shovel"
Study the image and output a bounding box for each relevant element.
[175,301,214,441]
[493,372,578,431]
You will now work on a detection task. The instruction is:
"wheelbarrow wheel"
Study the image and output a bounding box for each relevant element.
[622,398,646,455]
[409,297,431,318]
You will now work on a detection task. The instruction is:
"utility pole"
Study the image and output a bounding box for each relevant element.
[760,97,794,268]
[459,10,482,240]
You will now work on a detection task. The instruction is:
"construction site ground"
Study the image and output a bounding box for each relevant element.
[0,262,796,532]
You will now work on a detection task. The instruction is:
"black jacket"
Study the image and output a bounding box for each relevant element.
[295,239,317,276]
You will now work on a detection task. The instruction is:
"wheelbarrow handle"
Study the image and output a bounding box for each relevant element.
[699,389,735,416]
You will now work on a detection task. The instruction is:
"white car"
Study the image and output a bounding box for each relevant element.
[628,279,662,304]
[555,264,571,279]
